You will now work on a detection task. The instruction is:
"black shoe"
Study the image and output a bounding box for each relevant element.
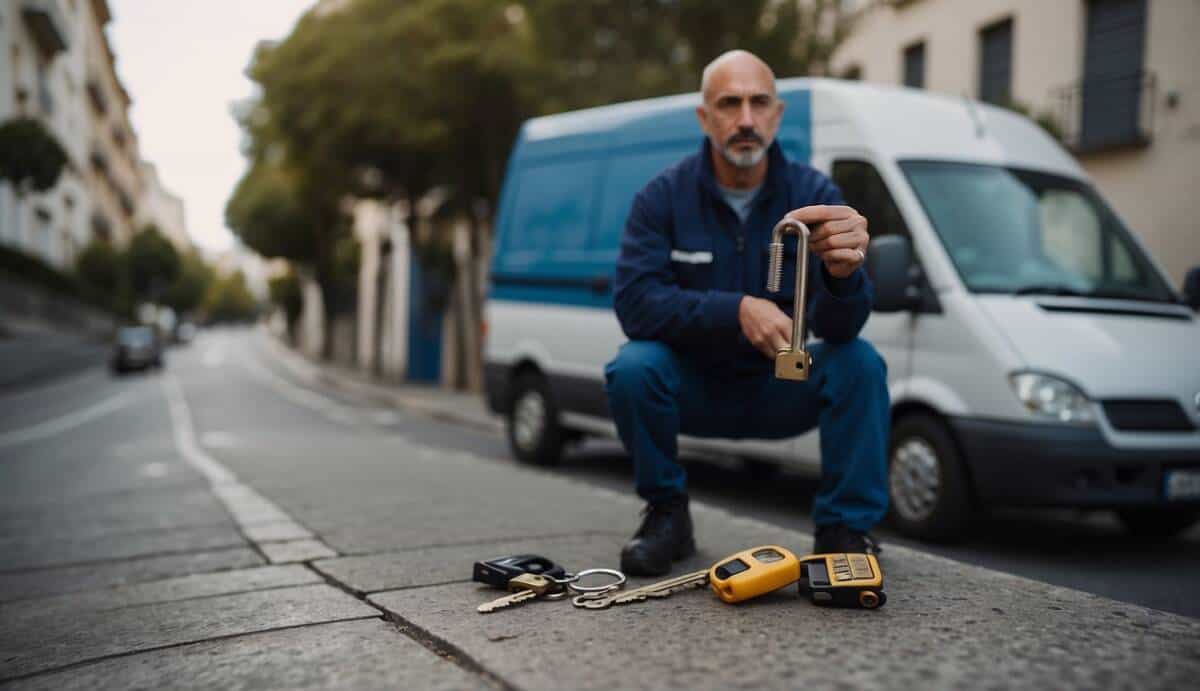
[620,495,696,577]
[813,524,881,556]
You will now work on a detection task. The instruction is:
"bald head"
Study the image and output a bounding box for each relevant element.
[700,50,777,102]
[695,50,784,178]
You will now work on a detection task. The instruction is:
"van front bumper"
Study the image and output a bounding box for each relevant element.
[949,417,1200,508]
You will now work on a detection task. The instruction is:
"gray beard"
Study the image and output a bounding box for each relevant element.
[720,143,767,169]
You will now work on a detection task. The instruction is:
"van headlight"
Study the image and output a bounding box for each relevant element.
[1008,372,1096,425]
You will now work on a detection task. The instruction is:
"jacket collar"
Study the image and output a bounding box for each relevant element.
[698,137,789,204]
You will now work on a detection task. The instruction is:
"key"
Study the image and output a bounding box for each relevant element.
[477,573,557,613]
[573,569,709,609]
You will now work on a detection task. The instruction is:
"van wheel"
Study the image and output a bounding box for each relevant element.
[888,414,973,542]
[1116,508,1199,539]
[506,372,565,466]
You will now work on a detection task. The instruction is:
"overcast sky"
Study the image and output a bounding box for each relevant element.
[108,1,314,251]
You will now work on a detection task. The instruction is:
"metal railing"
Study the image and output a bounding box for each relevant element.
[1054,70,1156,154]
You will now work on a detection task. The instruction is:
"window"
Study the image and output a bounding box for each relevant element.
[499,158,599,271]
[978,18,1013,105]
[1080,0,1147,150]
[840,64,862,81]
[899,160,1173,302]
[595,146,693,259]
[832,160,910,240]
[903,41,925,89]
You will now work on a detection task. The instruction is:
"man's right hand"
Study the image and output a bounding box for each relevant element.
[738,296,792,360]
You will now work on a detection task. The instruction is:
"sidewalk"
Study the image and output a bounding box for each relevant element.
[252,331,1200,689]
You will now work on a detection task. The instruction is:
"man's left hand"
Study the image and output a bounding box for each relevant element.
[785,205,869,279]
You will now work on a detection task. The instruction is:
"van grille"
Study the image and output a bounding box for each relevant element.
[1102,400,1195,432]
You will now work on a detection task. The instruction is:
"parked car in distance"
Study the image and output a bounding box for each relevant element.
[111,326,163,374]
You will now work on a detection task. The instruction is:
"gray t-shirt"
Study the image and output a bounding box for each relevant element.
[718,183,763,224]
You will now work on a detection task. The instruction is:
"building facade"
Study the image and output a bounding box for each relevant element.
[832,0,1200,286]
[138,160,188,253]
[0,0,146,271]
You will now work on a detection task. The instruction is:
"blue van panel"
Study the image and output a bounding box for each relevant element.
[491,87,812,309]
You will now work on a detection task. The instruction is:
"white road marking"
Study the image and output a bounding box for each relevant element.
[161,374,339,563]
[201,431,238,449]
[0,390,138,449]
[140,461,169,478]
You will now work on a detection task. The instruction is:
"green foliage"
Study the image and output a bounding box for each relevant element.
[75,240,125,305]
[163,251,215,315]
[0,117,68,192]
[126,225,181,301]
[268,268,304,336]
[1001,99,1066,143]
[0,243,79,297]
[203,271,259,323]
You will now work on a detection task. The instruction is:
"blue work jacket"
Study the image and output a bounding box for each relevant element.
[612,139,874,375]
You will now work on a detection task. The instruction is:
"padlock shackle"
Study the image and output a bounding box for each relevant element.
[767,218,810,354]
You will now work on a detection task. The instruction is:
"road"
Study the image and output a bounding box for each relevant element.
[1,326,1197,689]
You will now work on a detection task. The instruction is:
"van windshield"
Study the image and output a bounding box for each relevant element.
[899,160,1175,303]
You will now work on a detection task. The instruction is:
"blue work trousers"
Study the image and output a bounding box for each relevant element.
[604,338,890,532]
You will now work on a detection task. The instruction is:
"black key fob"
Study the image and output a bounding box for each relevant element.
[473,554,567,588]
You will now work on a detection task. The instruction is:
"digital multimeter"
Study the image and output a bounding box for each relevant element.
[797,553,886,609]
[708,545,802,603]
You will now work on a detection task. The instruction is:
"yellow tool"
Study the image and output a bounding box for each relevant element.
[707,545,802,603]
[797,552,887,609]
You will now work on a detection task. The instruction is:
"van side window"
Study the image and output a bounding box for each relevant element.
[832,160,910,239]
[502,159,599,269]
[595,147,693,259]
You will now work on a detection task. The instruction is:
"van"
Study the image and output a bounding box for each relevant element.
[484,79,1200,541]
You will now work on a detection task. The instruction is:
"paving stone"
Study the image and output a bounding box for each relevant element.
[0,584,378,680]
[3,619,485,691]
[314,533,625,595]
[370,555,1200,691]
[0,524,247,571]
[240,520,313,543]
[0,547,263,602]
[0,565,320,626]
[260,539,337,564]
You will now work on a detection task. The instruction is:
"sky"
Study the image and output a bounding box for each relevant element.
[108,1,314,252]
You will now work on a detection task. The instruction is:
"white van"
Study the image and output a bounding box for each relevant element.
[484,79,1200,541]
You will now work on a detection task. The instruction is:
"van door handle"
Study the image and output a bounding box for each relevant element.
[590,276,612,294]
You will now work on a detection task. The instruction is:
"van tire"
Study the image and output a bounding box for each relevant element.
[887,414,973,542]
[506,372,566,466]
[1116,508,1199,539]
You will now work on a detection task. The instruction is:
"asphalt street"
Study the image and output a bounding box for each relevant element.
[1,326,1198,689]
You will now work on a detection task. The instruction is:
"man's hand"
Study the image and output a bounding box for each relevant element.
[786,205,869,279]
[739,296,792,360]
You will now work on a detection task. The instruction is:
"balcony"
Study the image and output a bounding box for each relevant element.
[1054,70,1156,155]
[21,0,70,59]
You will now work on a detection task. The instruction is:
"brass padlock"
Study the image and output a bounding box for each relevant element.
[767,218,812,381]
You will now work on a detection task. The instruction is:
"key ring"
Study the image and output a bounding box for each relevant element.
[567,568,626,594]
[541,568,626,593]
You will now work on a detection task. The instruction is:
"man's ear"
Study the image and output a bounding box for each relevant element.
[695,105,710,135]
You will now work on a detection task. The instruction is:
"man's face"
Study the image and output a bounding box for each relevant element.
[697,60,784,170]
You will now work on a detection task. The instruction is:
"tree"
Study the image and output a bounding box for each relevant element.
[126,225,181,303]
[0,118,67,193]
[268,268,304,342]
[75,240,125,308]
[163,251,215,315]
[202,271,259,324]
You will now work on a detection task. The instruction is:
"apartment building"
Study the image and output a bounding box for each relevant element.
[0,0,150,272]
[80,0,140,248]
[0,0,90,268]
[832,0,1199,286]
[139,160,188,253]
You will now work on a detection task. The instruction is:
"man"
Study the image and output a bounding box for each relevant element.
[605,50,890,577]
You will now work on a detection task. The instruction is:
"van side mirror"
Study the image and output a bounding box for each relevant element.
[867,235,920,312]
[1183,266,1200,311]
